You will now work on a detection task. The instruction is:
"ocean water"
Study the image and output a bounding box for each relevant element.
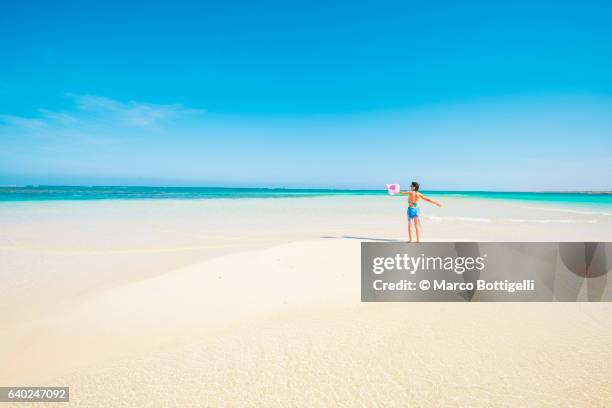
[0,186,386,201]
[0,186,611,209]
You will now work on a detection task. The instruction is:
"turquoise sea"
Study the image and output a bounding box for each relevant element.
[1,186,612,209]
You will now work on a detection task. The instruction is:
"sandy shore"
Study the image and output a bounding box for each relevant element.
[1,196,611,406]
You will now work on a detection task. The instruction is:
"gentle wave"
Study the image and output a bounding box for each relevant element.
[516,205,612,217]
[508,218,597,224]
[427,215,598,224]
[427,216,492,223]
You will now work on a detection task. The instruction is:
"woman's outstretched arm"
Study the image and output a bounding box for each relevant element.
[418,193,442,207]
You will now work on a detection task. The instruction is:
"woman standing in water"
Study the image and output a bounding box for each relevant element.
[399,181,442,242]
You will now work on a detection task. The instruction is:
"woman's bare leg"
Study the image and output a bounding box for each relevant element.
[414,217,421,242]
[407,219,413,242]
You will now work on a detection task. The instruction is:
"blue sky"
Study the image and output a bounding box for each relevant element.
[1,0,611,190]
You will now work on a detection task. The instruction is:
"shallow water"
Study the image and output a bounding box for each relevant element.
[1,186,612,210]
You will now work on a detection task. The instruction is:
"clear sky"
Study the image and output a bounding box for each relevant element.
[1,0,611,190]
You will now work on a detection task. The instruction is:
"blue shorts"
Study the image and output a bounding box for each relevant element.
[407,206,419,220]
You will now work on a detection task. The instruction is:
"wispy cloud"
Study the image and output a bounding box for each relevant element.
[0,94,209,183]
[0,93,208,171]
[0,94,205,133]
[38,109,80,126]
[0,114,47,130]
[69,94,204,128]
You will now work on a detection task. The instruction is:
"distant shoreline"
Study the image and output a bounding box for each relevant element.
[0,185,611,194]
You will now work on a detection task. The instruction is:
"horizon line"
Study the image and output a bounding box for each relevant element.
[1,184,611,194]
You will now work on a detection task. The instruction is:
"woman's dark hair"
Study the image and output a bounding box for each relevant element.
[411,181,420,191]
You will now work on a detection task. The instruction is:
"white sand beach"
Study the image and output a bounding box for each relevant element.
[1,196,611,406]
